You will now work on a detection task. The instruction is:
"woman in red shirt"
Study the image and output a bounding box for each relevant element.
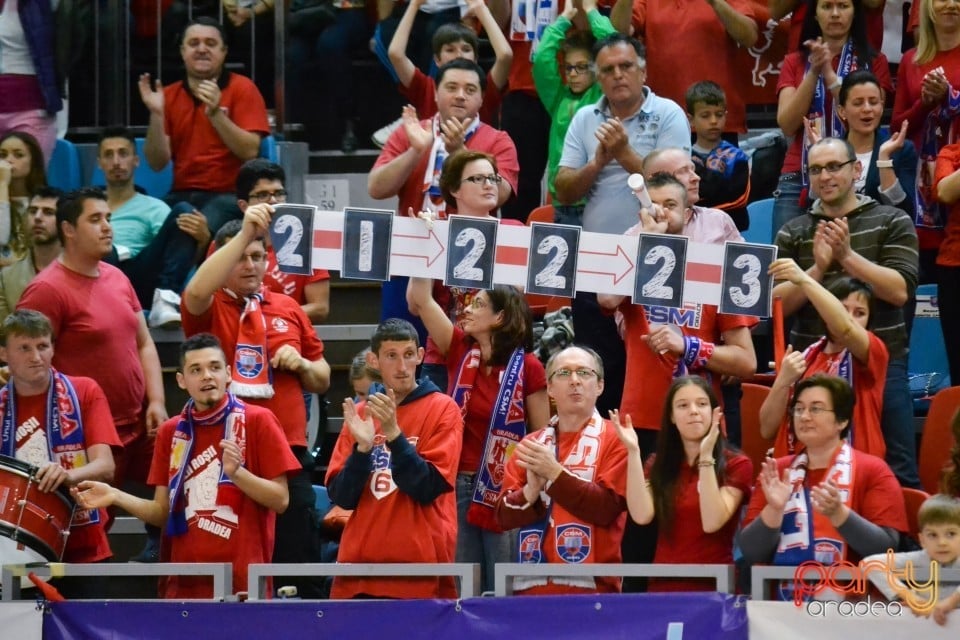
[613,375,752,591]
[760,259,888,459]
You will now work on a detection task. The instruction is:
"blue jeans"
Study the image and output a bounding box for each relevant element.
[771,172,804,242]
[455,473,515,594]
[164,190,241,238]
[553,203,584,226]
[882,357,921,488]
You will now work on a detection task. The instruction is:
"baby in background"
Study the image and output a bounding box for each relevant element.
[866,494,960,625]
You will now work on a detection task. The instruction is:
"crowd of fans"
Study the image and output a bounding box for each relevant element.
[0,0,958,622]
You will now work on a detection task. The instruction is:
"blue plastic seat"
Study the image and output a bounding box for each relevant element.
[47,138,83,191]
[259,134,279,162]
[908,284,951,411]
[743,197,775,245]
[89,138,173,199]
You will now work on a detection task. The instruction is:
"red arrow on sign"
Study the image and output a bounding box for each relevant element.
[394,226,446,267]
[313,229,342,249]
[578,244,635,285]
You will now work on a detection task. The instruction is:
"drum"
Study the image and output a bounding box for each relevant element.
[0,454,76,565]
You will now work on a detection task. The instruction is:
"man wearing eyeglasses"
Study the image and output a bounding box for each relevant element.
[772,136,921,489]
[496,345,628,595]
[235,159,330,324]
[553,33,690,418]
[181,202,332,597]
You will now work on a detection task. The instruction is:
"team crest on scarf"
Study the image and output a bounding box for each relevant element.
[519,531,543,563]
[235,345,265,379]
[556,524,591,563]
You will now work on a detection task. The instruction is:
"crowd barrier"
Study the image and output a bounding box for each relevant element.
[3,561,960,638]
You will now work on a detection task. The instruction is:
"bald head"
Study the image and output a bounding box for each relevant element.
[643,148,700,205]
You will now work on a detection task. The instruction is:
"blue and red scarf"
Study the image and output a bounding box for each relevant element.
[451,343,526,532]
[0,369,96,527]
[801,40,859,187]
[916,83,960,230]
[166,393,246,536]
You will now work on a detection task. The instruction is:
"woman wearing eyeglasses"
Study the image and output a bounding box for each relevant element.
[414,150,527,393]
[759,261,888,459]
[611,375,752,592]
[407,211,550,592]
[772,0,891,238]
[738,374,907,578]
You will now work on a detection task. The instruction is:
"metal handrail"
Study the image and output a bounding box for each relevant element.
[493,563,735,597]
[246,562,480,600]
[1,562,233,601]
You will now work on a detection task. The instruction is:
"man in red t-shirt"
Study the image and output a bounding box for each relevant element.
[0,309,121,598]
[235,159,330,323]
[139,17,270,236]
[182,202,331,598]
[18,187,168,562]
[74,333,300,599]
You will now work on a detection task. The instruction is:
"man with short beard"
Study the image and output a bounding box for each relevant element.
[0,187,62,320]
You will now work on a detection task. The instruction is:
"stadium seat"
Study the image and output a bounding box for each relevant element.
[743,197,774,245]
[908,284,951,410]
[740,383,773,473]
[260,134,279,162]
[917,385,960,494]
[89,138,173,199]
[47,139,82,191]
[526,204,555,226]
[901,487,930,541]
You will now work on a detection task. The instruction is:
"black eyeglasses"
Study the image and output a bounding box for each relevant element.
[565,63,593,76]
[807,160,854,176]
[461,174,502,186]
[248,190,287,201]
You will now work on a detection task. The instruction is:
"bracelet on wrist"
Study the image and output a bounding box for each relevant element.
[875,159,894,169]
[698,459,716,468]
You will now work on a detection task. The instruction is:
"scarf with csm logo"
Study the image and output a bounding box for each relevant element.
[226,288,274,399]
[452,344,526,532]
[0,369,97,527]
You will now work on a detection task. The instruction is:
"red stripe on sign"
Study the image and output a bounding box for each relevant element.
[495,245,528,265]
[686,262,722,283]
[313,229,342,249]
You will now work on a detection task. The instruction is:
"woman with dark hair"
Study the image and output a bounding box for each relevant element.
[415,150,526,391]
[612,375,752,591]
[0,130,47,266]
[760,260,889,458]
[739,375,907,580]
[408,277,549,593]
[772,0,891,237]
[831,70,916,215]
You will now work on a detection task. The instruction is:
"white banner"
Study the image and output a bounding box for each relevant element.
[0,601,43,640]
[748,600,960,639]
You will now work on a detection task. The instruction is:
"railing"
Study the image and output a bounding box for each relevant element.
[75,0,288,131]
[493,563,736,597]
[246,563,481,600]
[1,562,233,601]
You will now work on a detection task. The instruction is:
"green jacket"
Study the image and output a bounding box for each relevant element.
[532,10,617,203]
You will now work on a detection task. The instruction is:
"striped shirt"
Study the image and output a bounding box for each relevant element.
[775,196,919,359]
